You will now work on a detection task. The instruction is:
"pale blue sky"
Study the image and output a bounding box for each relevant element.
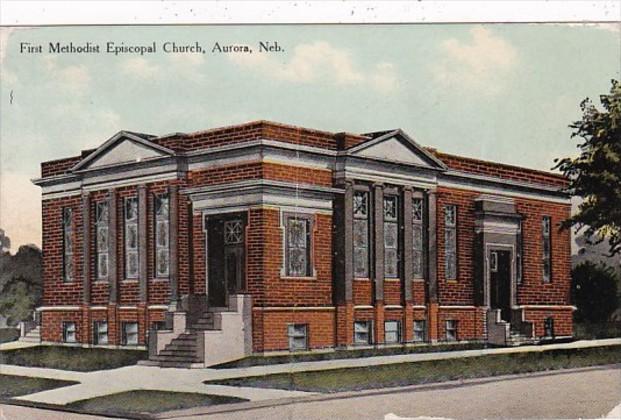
[1,24,619,250]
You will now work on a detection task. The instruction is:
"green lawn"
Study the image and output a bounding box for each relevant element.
[0,345,148,371]
[209,345,621,393]
[214,342,486,368]
[67,390,248,417]
[0,374,79,399]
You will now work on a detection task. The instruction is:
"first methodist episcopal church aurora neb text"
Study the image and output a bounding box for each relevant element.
[29,121,573,367]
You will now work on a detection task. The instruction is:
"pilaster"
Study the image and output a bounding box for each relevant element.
[169,185,180,306]
[108,189,118,304]
[138,185,148,303]
[373,183,384,302]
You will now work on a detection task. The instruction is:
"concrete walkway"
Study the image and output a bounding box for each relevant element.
[2,338,620,407]
[0,340,39,351]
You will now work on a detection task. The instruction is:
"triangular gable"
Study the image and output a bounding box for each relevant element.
[348,129,447,170]
[72,131,175,172]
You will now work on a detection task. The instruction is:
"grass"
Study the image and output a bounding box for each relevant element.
[0,328,19,344]
[208,345,621,393]
[0,374,79,399]
[0,345,148,371]
[213,342,486,368]
[67,390,248,417]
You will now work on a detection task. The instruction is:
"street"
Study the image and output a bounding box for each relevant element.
[1,365,619,419]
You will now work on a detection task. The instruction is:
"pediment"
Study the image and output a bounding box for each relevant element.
[348,129,447,170]
[72,131,174,172]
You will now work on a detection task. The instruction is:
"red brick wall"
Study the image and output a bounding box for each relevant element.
[412,281,426,306]
[437,307,486,341]
[252,309,335,352]
[436,187,477,306]
[524,307,573,337]
[353,280,373,306]
[516,199,572,305]
[384,280,402,306]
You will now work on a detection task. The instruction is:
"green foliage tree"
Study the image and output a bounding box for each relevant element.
[554,79,621,255]
[572,261,619,322]
[0,276,42,326]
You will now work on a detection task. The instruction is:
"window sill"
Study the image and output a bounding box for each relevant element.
[150,278,170,282]
[93,280,109,285]
[446,280,458,284]
[384,278,401,282]
[121,279,139,283]
[353,277,372,281]
[280,276,317,281]
[412,278,425,283]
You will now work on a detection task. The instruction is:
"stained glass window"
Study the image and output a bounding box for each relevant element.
[353,191,369,278]
[384,195,399,278]
[286,216,311,277]
[412,197,424,278]
[542,216,551,283]
[95,202,109,280]
[155,195,170,277]
[124,197,139,279]
[445,205,457,280]
[63,208,74,282]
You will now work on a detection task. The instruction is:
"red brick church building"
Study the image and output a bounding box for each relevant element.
[31,121,573,366]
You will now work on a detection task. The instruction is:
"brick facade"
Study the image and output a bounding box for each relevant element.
[36,121,574,354]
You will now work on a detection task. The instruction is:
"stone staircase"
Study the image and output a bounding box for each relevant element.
[146,294,252,368]
[19,325,41,343]
[487,309,536,346]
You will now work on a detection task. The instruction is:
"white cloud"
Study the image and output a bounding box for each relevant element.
[433,26,518,95]
[120,57,160,79]
[230,41,397,93]
[0,27,16,63]
[40,56,91,94]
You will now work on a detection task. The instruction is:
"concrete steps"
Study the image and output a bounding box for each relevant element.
[19,326,41,343]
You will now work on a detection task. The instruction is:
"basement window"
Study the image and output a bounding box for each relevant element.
[122,322,139,346]
[62,321,76,343]
[354,321,372,345]
[93,321,108,345]
[445,320,458,341]
[287,324,308,351]
[413,320,426,342]
[384,320,401,344]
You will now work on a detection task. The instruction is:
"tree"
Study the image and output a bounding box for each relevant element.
[0,228,10,253]
[572,261,619,323]
[0,276,42,326]
[554,79,621,255]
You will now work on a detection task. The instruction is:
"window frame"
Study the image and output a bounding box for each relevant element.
[354,320,372,345]
[62,321,77,343]
[516,218,523,284]
[95,201,109,281]
[384,320,401,344]
[287,323,308,351]
[62,207,74,282]
[413,320,426,342]
[444,205,458,281]
[544,317,555,338]
[353,190,371,279]
[282,212,314,278]
[445,319,458,341]
[154,194,170,278]
[542,216,552,283]
[121,321,139,346]
[383,194,400,279]
[124,197,139,279]
[93,321,109,345]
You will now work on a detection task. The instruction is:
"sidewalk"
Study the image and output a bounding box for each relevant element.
[2,338,620,406]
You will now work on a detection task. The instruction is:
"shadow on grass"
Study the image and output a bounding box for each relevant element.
[208,345,621,393]
[67,390,248,418]
[0,374,79,399]
[0,345,147,371]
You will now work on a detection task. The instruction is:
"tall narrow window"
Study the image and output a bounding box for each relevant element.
[384,195,399,278]
[155,195,170,277]
[353,191,370,278]
[444,205,457,280]
[124,197,139,279]
[95,202,109,280]
[63,207,74,282]
[542,216,551,283]
[412,197,424,279]
[285,215,312,277]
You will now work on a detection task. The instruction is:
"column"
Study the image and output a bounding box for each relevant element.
[82,192,91,304]
[343,181,354,303]
[138,185,148,303]
[373,183,384,302]
[108,189,118,304]
[402,187,413,303]
[426,189,439,342]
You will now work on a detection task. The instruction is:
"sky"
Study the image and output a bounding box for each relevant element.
[0,23,619,251]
